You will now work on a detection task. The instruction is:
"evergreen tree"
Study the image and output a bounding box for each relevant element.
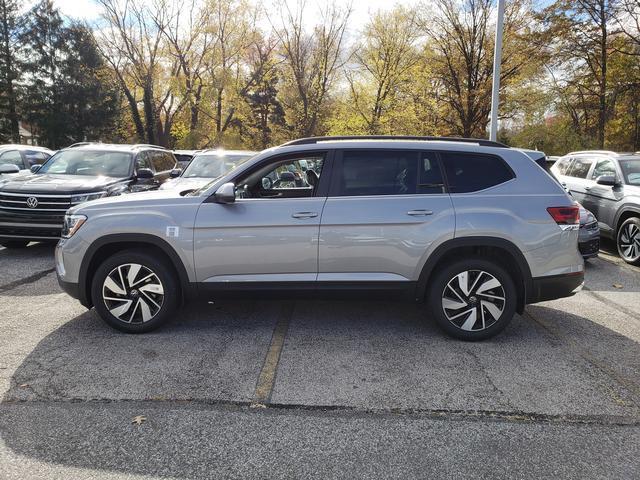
[19,0,118,148]
[0,0,20,142]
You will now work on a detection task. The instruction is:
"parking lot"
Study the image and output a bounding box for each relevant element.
[0,242,638,479]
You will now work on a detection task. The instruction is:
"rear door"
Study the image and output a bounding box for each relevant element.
[563,155,596,204]
[318,149,455,285]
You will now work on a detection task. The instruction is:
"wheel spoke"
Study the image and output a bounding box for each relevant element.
[127,264,141,287]
[476,277,501,294]
[109,299,132,318]
[139,283,164,295]
[481,300,502,321]
[456,271,471,296]
[460,309,478,331]
[139,298,153,322]
[104,276,126,296]
[442,297,468,310]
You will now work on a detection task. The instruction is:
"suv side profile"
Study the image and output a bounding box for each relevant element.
[56,136,584,341]
[0,144,177,248]
[551,150,640,265]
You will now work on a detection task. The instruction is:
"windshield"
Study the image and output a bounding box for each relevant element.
[619,158,640,186]
[39,150,132,177]
[182,153,253,179]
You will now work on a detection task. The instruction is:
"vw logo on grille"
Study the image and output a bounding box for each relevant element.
[26,197,38,208]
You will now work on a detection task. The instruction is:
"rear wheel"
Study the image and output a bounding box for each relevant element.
[0,240,29,249]
[617,217,640,265]
[91,250,179,333]
[427,258,517,341]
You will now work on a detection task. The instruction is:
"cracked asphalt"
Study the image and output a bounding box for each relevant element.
[0,242,639,479]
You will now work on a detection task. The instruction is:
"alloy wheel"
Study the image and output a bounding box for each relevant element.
[441,270,506,332]
[102,263,164,323]
[618,222,640,262]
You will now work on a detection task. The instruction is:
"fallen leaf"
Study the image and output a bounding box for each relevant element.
[19,383,29,388]
[131,415,147,425]
[613,284,623,289]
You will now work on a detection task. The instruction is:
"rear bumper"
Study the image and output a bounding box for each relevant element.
[527,272,584,304]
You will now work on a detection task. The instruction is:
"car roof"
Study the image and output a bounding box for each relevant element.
[565,150,640,158]
[60,143,168,153]
[196,149,257,156]
[0,144,53,153]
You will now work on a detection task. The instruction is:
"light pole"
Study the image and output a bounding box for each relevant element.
[489,0,505,142]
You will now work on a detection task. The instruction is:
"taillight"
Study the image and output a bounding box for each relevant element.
[547,206,579,225]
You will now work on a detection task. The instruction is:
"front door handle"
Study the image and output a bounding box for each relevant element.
[584,186,591,191]
[407,209,433,216]
[292,212,318,219]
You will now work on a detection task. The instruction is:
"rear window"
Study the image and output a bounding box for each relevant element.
[554,157,573,175]
[441,152,514,193]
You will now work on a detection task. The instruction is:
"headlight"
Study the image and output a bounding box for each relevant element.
[71,191,107,205]
[61,214,87,238]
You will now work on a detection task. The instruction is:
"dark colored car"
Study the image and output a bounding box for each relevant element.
[0,144,177,248]
[172,150,200,169]
[552,150,640,265]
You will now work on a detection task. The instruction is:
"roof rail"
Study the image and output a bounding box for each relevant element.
[566,150,618,156]
[281,135,509,148]
[133,143,167,149]
[67,142,96,148]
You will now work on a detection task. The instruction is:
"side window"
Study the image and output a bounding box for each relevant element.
[554,157,573,175]
[441,152,514,193]
[164,152,177,170]
[236,155,325,199]
[135,152,154,172]
[0,150,24,168]
[24,150,50,166]
[591,159,616,179]
[335,150,418,196]
[149,151,172,172]
[566,157,594,178]
[419,152,445,194]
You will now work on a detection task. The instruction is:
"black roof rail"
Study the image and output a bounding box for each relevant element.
[281,135,509,148]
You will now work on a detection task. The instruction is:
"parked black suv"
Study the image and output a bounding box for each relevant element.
[0,144,177,248]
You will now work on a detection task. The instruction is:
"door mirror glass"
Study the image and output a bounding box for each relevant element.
[30,164,42,174]
[595,174,617,186]
[261,177,272,189]
[0,164,20,174]
[169,168,182,178]
[136,168,154,179]
[214,182,236,204]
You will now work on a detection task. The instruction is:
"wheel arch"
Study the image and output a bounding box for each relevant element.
[415,237,533,314]
[78,233,192,308]
[615,206,640,235]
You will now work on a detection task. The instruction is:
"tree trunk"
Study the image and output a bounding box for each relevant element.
[143,82,155,144]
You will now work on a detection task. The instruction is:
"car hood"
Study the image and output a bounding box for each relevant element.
[0,173,128,194]
[69,188,197,214]
[159,177,211,192]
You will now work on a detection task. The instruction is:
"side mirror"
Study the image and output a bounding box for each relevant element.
[279,171,296,182]
[0,164,20,174]
[136,168,154,179]
[169,168,182,178]
[214,182,236,204]
[595,175,617,186]
[30,164,42,174]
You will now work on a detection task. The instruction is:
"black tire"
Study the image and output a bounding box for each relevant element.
[616,217,640,266]
[0,240,29,249]
[427,258,517,341]
[91,249,179,333]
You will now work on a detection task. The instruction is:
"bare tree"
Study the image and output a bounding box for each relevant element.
[273,0,352,137]
[347,6,421,134]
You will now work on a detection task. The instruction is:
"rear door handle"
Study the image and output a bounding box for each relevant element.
[407,209,433,216]
[292,212,318,219]
[584,186,591,191]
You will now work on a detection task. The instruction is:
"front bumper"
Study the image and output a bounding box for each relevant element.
[527,271,584,304]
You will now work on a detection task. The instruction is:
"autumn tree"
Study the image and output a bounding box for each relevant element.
[0,0,20,142]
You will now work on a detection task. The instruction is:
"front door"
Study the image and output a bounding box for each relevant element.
[193,153,328,284]
[582,157,624,232]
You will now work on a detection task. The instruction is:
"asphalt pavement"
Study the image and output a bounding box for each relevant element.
[0,243,638,479]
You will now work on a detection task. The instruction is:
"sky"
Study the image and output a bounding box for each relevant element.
[28,0,424,30]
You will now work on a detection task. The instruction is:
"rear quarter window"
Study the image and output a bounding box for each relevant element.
[441,152,514,193]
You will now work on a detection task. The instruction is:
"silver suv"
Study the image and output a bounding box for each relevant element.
[55,136,584,340]
[551,150,640,265]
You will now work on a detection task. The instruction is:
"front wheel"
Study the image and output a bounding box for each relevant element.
[427,258,517,341]
[91,250,179,333]
[617,217,640,265]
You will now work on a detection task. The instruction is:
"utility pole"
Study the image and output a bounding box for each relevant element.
[489,0,505,142]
